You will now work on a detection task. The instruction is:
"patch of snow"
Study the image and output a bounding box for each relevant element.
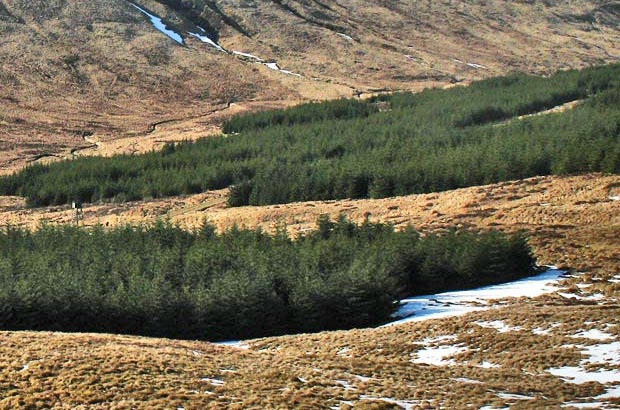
[558,293,605,301]
[337,347,352,357]
[130,3,184,44]
[478,361,501,369]
[475,320,523,333]
[533,323,561,336]
[412,343,467,366]
[572,329,614,341]
[388,268,565,326]
[547,366,620,384]
[20,364,29,372]
[596,385,620,399]
[187,30,226,52]
[232,51,263,61]
[201,378,225,386]
[561,403,604,409]
[423,335,457,344]
[335,379,355,390]
[587,342,620,365]
[497,392,533,400]
[298,376,308,383]
[337,32,354,42]
[577,283,593,289]
[452,377,482,384]
[354,374,373,383]
[216,340,250,349]
[453,58,487,69]
[547,342,620,384]
[609,196,620,201]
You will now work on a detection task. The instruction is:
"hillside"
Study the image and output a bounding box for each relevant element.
[1,0,620,172]
[2,174,619,409]
[2,2,620,408]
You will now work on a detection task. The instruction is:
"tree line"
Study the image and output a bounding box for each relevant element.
[0,64,618,207]
[0,217,535,341]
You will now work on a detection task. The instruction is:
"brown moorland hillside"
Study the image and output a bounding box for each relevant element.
[1,173,619,409]
[1,0,620,172]
[1,2,620,407]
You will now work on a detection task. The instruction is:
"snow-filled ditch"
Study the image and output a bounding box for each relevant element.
[131,2,224,50]
[131,3,184,44]
[130,3,303,76]
[358,396,422,410]
[188,27,227,52]
[263,62,303,77]
[216,340,249,349]
[387,267,565,326]
[558,292,605,301]
[232,50,263,61]
[231,51,302,76]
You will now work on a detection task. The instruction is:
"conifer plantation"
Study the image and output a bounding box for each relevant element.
[0,218,534,341]
[1,64,618,208]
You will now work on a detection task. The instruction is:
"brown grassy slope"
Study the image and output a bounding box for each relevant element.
[1,0,620,173]
[217,0,620,87]
[1,174,619,409]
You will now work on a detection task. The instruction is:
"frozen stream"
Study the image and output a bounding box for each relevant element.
[188,27,227,53]
[130,2,302,76]
[130,3,184,44]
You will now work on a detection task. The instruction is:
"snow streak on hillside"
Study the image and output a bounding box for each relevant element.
[130,3,184,44]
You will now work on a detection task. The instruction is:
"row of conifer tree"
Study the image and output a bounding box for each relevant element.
[0,217,535,340]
